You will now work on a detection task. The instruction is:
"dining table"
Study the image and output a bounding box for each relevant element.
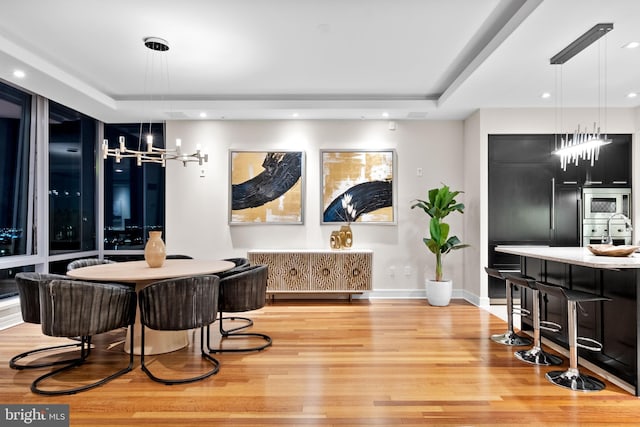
[67,258,235,355]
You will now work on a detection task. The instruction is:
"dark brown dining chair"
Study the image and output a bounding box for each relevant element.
[66,258,116,272]
[9,272,83,370]
[207,264,272,353]
[31,279,137,395]
[138,275,221,385]
[165,254,193,259]
[215,257,253,332]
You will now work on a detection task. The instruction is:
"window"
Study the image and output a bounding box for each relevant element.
[103,123,165,250]
[0,81,31,258]
[49,101,97,254]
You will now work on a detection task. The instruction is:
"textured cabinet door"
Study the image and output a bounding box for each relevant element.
[340,252,372,291]
[248,250,372,294]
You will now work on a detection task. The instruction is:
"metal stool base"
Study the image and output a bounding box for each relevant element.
[514,347,563,366]
[491,331,532,346]
[545,369,605,392]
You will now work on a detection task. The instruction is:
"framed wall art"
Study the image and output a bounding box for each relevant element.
[229,150,305,224]
[320,149,396,224]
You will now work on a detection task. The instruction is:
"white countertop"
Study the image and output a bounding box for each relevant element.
[496,245,640,269]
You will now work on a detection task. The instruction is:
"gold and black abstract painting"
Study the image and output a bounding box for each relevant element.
[229,151,304,224]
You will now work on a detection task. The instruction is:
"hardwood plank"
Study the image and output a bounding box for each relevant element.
[0,299,639,426]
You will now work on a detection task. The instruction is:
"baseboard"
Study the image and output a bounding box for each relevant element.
[0,296,22,331]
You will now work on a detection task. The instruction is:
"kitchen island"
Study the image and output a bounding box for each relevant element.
[496,245,639,395]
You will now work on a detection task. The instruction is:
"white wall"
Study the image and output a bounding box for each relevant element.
[462,111,484,306]
[164,120,466,298]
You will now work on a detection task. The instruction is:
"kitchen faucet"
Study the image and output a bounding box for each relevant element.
[602,213,633,244]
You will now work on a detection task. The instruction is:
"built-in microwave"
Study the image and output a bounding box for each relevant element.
[582,188,631,220]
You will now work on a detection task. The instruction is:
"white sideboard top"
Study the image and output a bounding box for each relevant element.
[248,249,373,254]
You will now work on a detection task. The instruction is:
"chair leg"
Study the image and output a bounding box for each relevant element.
[207,312,272,354]
[218,315,253,333]
[10,341,85,370]
[141,326,220,385]
[491,279,532,346]
[30,330,134,396]
[515,289,563,366]
[545,300,605,392]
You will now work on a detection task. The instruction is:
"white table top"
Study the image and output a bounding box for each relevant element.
[496,245,640,269]
[248,249,373,253]
[67,259,236,283]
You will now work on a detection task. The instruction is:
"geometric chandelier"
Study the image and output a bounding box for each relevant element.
[102,135,208,167]
[101,37,208,168]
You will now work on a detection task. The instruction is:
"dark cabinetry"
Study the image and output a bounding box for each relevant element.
[584,136,632,186]
[488,134,631,300]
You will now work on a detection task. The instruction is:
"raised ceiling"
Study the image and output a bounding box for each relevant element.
[0,0,638,122]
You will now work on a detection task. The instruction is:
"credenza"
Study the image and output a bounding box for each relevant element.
[247,249,372,298]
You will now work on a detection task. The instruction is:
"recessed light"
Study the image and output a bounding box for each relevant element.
[382,112,389,118]
[199,112,207,118]
[13,70,25,78]
[623,41,640,49]
[292,113,299,118]
[627,92,637,98]
[541,92,551,99]
[115,169,124,173]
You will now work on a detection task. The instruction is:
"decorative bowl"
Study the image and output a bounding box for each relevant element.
[587,244,640,257]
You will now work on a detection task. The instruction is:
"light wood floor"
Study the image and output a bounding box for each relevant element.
[1,299,639,426]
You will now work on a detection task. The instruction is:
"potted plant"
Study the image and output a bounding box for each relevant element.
[411,184,469,306]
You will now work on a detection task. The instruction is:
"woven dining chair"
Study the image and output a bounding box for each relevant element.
[207,264,272,353]
[10,272,83,370]
[138,275,221,385]
[66,258,116,272]
[31,279,137,395]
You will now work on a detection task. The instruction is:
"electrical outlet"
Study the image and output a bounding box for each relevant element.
[416,167,423,177]
[404,266,412,276]
[388,266,396,277]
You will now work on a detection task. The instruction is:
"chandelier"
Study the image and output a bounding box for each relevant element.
[101,37,208,168]
[102,135,208,167]
[553,124,611,171]
[550,23,613,171]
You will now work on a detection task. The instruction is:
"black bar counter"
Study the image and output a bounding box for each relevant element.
[496,245,639,396]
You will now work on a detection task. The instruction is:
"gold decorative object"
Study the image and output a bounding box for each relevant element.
[330,231,342,249]
[340,225,353,248]
[144,231,166,268]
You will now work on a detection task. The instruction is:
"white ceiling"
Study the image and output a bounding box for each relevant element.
[0,0,639,122]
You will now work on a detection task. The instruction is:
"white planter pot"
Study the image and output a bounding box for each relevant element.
[425,279,452,306]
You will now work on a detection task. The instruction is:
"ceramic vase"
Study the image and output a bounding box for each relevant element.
[144,231,166,268]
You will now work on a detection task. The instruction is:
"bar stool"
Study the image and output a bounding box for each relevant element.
[485,267,532,346]
[535,282,611,392]
[503,274,563,366]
